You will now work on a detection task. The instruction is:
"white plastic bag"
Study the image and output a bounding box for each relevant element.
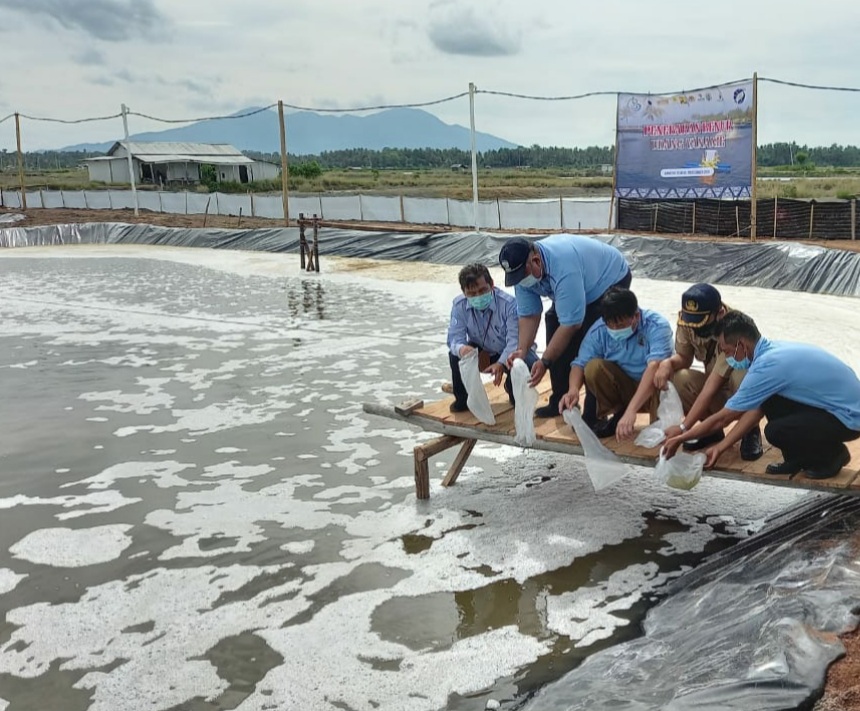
[635,382,686,448]
[563,408,634,491]
[511,358,538,446]
[458,349,495,425]
[655,448,705,490]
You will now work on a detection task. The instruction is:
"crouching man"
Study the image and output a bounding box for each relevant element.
[664,312,860,479]
[559,287,673,441]
[447,263,538,412]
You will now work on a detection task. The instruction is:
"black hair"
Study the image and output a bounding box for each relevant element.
[716,311,761,343]
[458,263,493,290]
[601,287,638,322]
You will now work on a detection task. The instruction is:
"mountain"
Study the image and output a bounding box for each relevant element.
[60,107,518,155]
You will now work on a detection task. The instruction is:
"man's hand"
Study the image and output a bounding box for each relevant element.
[459,345,475,358]
[663,424,683,440]
[484,362,505,387]
[704,444,725,469]
[663,435,684,459]
[528,359,547,387]
[616,411,637,441]
[559,389,579,413]
[653,361,674,391]
[506,349,524,369]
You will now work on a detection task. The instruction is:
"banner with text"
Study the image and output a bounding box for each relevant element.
[615,80,754,199]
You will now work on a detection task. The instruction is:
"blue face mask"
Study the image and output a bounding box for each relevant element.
[607,325,634,341]
[518,274,539,288]
[727,343,751,370]
[467,292,493,310]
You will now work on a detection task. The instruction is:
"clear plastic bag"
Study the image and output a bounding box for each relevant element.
[458,349,496,425]
[563,408,633,491]
[655,447,706,490]
[635,382,686,449]
[511,358,538,446]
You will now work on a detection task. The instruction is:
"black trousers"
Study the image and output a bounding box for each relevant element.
[449,350,512,406]
[762,395,860,467]
[545,270,633,411]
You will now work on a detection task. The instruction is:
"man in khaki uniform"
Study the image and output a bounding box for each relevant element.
[653,283,763,460]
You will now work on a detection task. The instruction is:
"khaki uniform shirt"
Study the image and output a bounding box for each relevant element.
[675,305,736,378]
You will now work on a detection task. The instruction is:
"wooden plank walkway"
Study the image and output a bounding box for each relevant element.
[363,380,860,499]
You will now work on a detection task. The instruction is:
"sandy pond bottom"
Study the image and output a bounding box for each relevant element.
[1,244,856,711]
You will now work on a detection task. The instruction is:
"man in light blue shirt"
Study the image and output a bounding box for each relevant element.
[559,288,673,441]
[664,312,860,479]
[499,235,632,420]
[447,263,538,412]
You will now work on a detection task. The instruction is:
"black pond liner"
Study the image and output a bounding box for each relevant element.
[1,223,860,298]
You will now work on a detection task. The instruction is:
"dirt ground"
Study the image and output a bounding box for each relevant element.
[3,205,860,706]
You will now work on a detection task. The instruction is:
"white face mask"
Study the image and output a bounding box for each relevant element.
[518,274,539,288]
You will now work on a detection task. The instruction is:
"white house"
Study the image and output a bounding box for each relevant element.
[83,142,280,186]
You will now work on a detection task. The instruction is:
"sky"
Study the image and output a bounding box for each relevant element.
[0,0,858,152]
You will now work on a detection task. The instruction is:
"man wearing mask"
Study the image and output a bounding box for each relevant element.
[559,288,673,441]
[663,312,860,480]
[653,283,763,461]
[499,235,632,420]
[447,263,538,412]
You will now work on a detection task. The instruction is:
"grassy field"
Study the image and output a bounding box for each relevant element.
[2,166,859,200]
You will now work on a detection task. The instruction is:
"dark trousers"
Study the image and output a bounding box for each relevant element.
[545,270,633,415]
[762,395,860,467]
[449,350,512,406]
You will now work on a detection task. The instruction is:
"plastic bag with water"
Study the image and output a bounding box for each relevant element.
[635,382,685,449]
[563,408,633,491]
[457,349,495,425]
[511,358,538,446]
[655,447,705,490]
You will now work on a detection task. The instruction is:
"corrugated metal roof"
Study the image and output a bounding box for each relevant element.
[131,154,255,165]
[115,141,247,157]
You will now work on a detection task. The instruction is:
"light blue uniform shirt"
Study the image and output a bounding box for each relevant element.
[514,234,630,326]
[448,287,537,366]
[572,309,674,381]
[726,337,860,431]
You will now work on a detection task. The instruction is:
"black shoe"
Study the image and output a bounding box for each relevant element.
[449,401,469,413]
[535,402,561,418]
[591,414,620,439]
[766,460,802,475]
[740,427,764,461]
[683,430,725,452]
[805,445,851,480]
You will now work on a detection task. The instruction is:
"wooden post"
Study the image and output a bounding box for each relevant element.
[399,194,405,224]
[202,195,212,227]
[299,212,306,270]
[414,453,430,500]
[750,72,759,242]
[496,197,502,230]
[808,202,815,240]
[413,435,465,499]
[559,196,564,230]
[773,197,778,239]
[250,191,255,218]
[278,100,290,226]
[851,199,856,241]
[237,207,243,228]
[691,201,696,235]
[652,203,659,233]
[15,113,27,210]
[158,191,163,213]
[313,214,320,273]
[735,204,740,237]
[359,194,364,221]
[441,439,477,487]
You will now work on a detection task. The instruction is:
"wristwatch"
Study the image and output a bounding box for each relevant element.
[679,423,687,432]
[540,356,553,368]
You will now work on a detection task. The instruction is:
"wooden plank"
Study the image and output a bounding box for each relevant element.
[416,434,464,460]
[442,439,477,487]
[395,399,424,416]
[413,450,430,499]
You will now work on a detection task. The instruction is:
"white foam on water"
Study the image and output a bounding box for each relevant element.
[64,461,196,490]
[0,491,141,520]
[281,540,315,555]
[79,378,173,415]
[10,525,133,567]
[215,447,246,454]
[0,569,26,595]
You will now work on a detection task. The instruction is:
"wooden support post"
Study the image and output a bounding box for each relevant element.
[441,439,477,487]
[238,207,243,228]
[809,202,815,240]
[735,204,740,237]
[312,215,320,273]
[413,434,465,499]
[299,212,307,270]
[851,199,856,241]
[400,194,405,223]
[559,196,564,230]
[691,201,696,235]
[278,100,290,226]
[250,191,255,218]
[773,197,778,239]
[203,195,212,227]
[15,113,27,210]
[652,204,658,233]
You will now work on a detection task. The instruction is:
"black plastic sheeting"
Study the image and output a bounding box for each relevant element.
[522,494,860,711]
[618,197,859,240]
[2,221,860,298]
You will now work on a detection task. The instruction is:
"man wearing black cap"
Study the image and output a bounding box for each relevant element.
[499,234,631,419]
[653,282,762,461]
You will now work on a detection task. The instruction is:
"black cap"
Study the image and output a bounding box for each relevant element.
[679,283,722,327]
[499,237,533,287]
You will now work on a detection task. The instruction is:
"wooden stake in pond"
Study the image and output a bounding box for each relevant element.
[312,214,320,273]
[773,197,778,239]
[15,113,27,210]
[299,212,307,270]
[203,195,212,227]
[237,207,243,228]
[808,202,815,240]
[278,100,290,227]
[735,205,740,237]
